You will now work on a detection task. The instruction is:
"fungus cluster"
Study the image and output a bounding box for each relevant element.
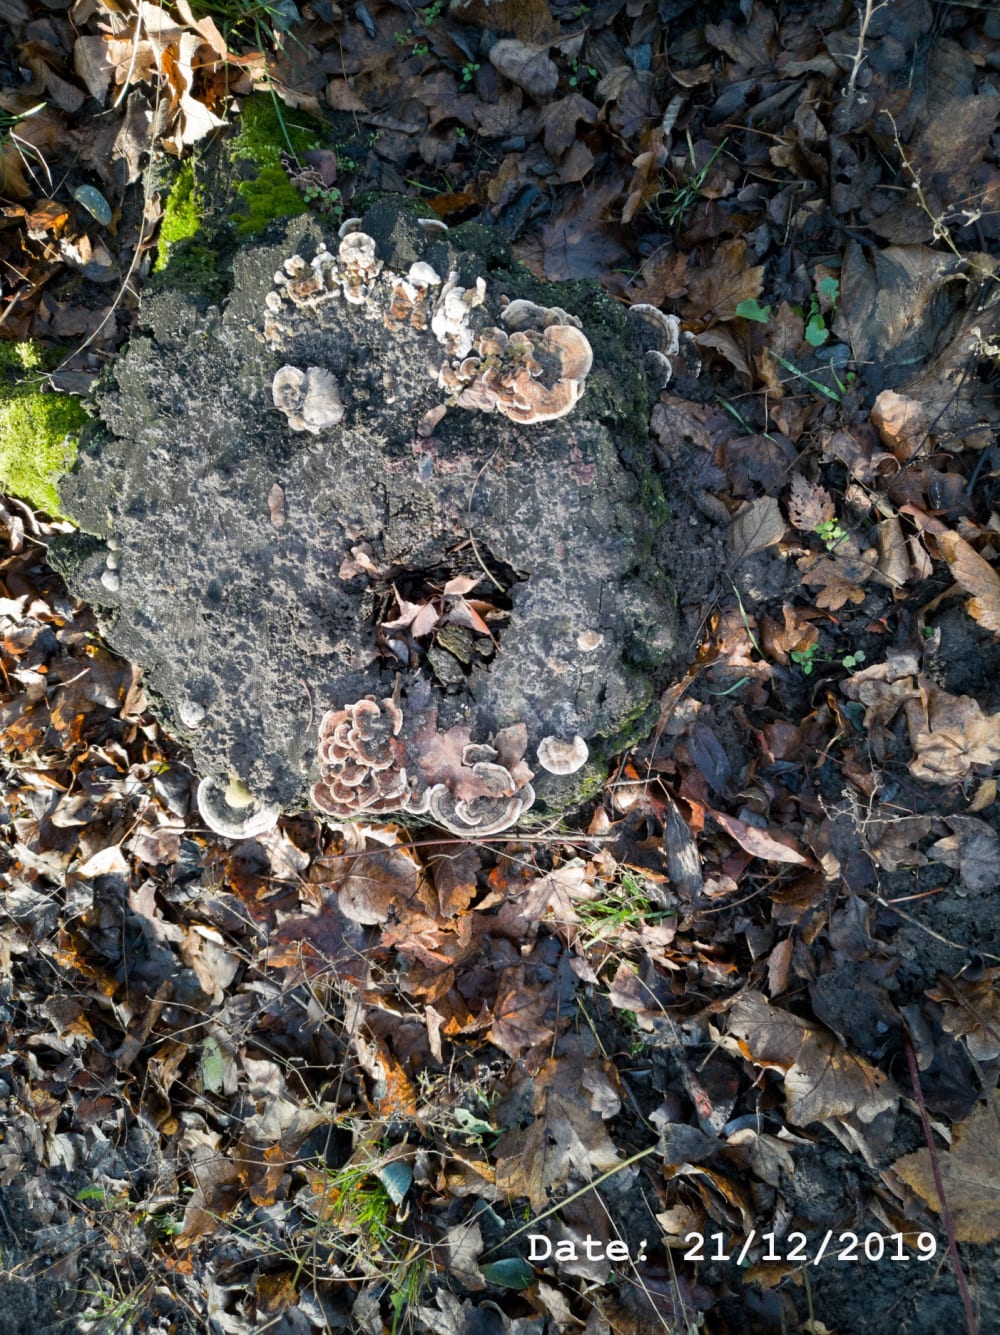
[439,315,593,425]
[272,365,344,434]
[264,228,594,437]
[310,696,566,837]
[311,695,426,818]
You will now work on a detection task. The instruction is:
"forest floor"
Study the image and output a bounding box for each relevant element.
[2,0,1000,1332]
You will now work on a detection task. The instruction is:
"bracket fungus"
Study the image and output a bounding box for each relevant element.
[197,775,280,840]
[312,696,427,819]
[272,365,344,434]
[312,695,536,837]
[440,322,593,425]
[537,734,589,775]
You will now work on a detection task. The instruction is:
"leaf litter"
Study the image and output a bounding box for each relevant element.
[3,1,1000,1332]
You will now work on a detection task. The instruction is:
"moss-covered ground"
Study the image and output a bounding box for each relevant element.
[0,342,86,518]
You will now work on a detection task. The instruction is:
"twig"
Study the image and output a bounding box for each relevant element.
[902,1025,979,1335]
[844,0,889,110]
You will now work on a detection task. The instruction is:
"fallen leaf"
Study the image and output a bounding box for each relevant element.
[488,39,558,100]
[893,1093,1000,1243]
[786,475,834,532]
[709,809,809,865]
[729,495,785,561]
[906,682,1000,784]
[727,992,898,1130]
[937,530,1000,634]
[682,238,765,326]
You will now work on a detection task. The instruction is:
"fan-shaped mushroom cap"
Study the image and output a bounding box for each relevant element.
[627,303,681,357]
[536,734,589,775]
[643,349,674,391]
[408,261,442,287]
[197,775,280,840]
[501,299,582,332]
[272,366,344,434]
[427,780,535,837]
[544,325,593,382]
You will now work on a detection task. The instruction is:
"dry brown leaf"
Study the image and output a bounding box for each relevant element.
[729,495,785,562]
[798,544,872,610]
[893,1094,1000,1243]
[727,992,898,1128]
[937,530,1000,634]
[709,809,809,865]
[906,682,1000,784]
[870,389,929,461]
[488,39,558,100]
[681,238,764,326]
[494,1044,621,1208]
[786,475,834,532]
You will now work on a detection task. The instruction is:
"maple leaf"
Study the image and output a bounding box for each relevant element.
[797,541,873,610]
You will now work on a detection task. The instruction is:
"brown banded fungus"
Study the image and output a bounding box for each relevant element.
[312,696,425,818]
[312,696,535,836]
[440,322,593,425]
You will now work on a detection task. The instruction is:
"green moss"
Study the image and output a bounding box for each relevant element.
[0,342,87,517]
[155,160,201,270]
[229,95,317,237]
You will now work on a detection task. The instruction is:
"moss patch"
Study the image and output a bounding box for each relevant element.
[0,342,87,517]
[229,95,317,237]
[155,159,201,269]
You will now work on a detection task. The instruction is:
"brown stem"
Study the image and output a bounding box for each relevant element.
[902,1026,979,1335]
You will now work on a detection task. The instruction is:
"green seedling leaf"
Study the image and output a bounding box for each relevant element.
[76,1185,107,1203]
[817,275,840,303]
[452,1107,498,1137]
[480,1258,535,1289]
[736,298,771,323]
[805,314,829,347]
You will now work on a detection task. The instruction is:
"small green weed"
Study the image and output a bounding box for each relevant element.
[460,61,480,85]
[735,297,771,323]
[814,517,848,549]
[791,643,866,676]
[303,1150,426,1331]
[574,871,674,951]
[790,643,820,675]
[737,272,853,400]
[656,132,729,228]
[567,58,597,88]
[0,102,49,195]
[393,1,443,55]
[803,275,840,347]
